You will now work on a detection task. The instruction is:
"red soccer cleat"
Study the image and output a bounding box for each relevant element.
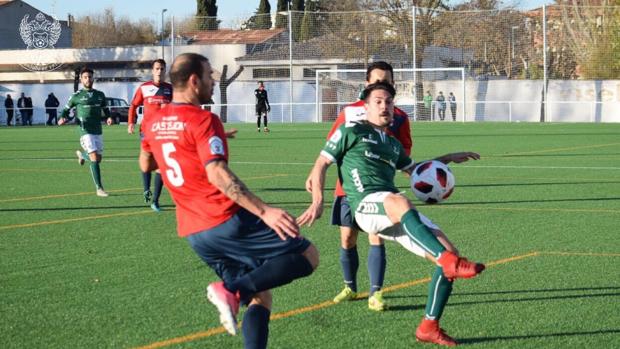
[437,251,485,279]
[206,281,240,335]
[415,318,458,347]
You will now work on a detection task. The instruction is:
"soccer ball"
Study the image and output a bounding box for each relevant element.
[410,160,455,204]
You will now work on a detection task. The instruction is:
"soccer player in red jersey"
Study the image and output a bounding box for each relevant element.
[139,53,319,348]
[309,61,412,311]
[128,59,173,211]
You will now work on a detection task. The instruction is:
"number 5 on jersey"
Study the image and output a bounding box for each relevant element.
[162,142,184,187]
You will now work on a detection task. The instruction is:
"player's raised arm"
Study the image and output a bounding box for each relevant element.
[298,154,333,226]
[206,160,300,240]
[434,152,480,164]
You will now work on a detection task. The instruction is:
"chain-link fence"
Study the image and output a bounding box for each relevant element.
[2,5,620,124]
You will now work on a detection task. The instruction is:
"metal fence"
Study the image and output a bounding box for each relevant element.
[2,4,620,123]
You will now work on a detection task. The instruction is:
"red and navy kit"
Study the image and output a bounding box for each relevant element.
[326,99,413,197]
[129,81,173,125]
[141,103,240,237]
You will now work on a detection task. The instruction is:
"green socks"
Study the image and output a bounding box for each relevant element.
[424,266,453,320]
[400,210,446,258]
[90,162,103,189]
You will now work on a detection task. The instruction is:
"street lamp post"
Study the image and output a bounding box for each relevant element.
[161,9,168,60]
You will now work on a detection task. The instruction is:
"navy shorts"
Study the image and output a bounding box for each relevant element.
[186,208,311,285]
[330,195,355,228]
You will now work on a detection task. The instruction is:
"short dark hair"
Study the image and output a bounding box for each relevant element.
[80,67,94,76]
[362,81,396,100]
[366,61,394,83]
[169,53,209,89]
[152,59,166,67]
[258,81,264,85]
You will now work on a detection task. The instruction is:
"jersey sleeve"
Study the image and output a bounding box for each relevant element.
[395,140,414,171]
[128,86,144,124]
[60,93,77,119]
[193,113,228,166]
[320,124,353,164]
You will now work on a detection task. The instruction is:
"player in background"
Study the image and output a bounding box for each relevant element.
[300,81,484,346]
[128,59,173,212]
[139,53,319,348]
[59,67,113,197]
[254,81,270,132]
[309,61,412,311]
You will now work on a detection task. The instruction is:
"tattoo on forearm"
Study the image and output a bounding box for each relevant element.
[224,174,249,201]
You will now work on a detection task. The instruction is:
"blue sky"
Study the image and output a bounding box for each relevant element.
[26,0,555,28]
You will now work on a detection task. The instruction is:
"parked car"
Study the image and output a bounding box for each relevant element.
[105,97,130,124]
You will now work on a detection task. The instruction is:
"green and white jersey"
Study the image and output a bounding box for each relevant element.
[321,121,415,211]
[60,89,109,135]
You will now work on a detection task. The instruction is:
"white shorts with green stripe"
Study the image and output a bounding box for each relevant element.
[354,192,440,258]
[80,134,104,154]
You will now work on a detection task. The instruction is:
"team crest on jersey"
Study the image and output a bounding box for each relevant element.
[209,136,225,155]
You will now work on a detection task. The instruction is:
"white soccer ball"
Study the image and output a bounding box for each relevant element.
[410,160,455,204]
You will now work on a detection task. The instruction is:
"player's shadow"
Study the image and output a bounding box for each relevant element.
[459,328,620,344]
[385,286,620,312]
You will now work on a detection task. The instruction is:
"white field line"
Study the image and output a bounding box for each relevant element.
[2,158,620,171]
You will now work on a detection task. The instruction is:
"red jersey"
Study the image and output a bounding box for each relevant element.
[128,81,173,125]
[141,103,240,237]
[326,100,413,197]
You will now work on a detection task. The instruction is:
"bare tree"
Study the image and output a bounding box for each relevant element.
[218,65,244,123]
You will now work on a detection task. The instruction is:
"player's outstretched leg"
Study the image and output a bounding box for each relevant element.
[206,281,240,336]
[150,172,164,212]
[400,209,484,279]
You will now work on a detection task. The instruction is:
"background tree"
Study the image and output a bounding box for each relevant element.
[218,65,244,123]
[291,0,305,41]
[72,8,157,48]
[559,1,620,79]
[299,0,322,41]
[196,0,220,30]
[275,0,289,28]
[241,0,273,30]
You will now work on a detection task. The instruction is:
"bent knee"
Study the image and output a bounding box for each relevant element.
[340,226,359,248]
[302,244,320,271]
[249,290,273,309]
[383,194,414,223]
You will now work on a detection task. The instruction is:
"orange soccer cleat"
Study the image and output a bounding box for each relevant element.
[415,318,458,347]
[437,251,485,279]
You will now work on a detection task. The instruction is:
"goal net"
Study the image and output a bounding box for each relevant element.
[315,68,466,122]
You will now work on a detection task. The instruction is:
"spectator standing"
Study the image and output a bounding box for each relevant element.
[436,91,446,121]
[24,95,33,125]
[4,94,14,126]
[17,93,27,125]
[45,93,60,125]
[423,90,433,120]
[448,92,457,121]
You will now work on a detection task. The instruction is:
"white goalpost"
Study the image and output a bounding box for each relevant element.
[315,67,466,123]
